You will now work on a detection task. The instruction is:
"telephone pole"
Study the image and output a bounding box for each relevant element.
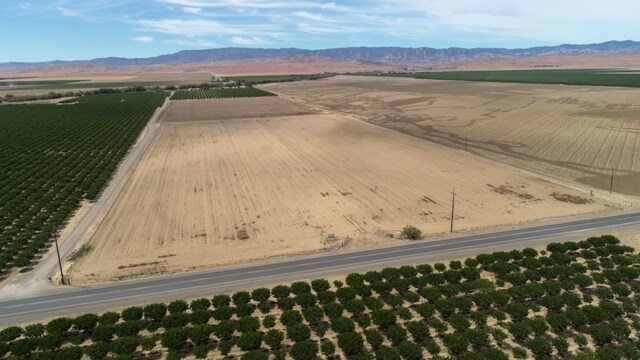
[54,232,65,285]
[450,189,456,233]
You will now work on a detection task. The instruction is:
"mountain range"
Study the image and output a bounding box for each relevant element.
[2,40,639,68]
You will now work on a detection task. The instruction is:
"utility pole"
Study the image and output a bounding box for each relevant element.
[450,189,456,233]
[54,232,65,285]
[609,168,615,194]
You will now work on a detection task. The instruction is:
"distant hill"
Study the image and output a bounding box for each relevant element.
[2,40,640,68]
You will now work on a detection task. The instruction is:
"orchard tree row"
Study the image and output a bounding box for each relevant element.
[0,92,167,276]
[1,236,639,359]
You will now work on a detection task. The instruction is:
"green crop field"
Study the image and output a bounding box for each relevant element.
[0,80,89,87]
[227,73,335,84]
[378,69,640,88]
[0,92,166,277]
[170,88,276,100]
[1,235,639,360]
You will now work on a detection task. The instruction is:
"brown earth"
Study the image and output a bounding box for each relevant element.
[0,56,397,78]
[70,96,618,283]
[265,76,640,196]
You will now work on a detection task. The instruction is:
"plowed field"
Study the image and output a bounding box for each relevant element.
[71,97,615,282]
[265,76,640,195]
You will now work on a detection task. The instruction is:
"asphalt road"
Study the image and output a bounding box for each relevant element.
[1,209,639,323]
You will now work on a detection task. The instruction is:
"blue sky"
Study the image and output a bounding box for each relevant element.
[2,0,639,62]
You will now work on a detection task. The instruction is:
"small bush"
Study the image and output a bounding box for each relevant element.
[401,225,422,240]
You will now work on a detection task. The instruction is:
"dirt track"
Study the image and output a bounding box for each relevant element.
[71,97,616,282]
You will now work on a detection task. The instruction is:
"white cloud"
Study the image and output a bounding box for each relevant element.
[230,36,264,45]
[136,18,240,36]
[57,6,80,17]
[132,36,155,43]
[164,39,215,47]
[182,6,202,14]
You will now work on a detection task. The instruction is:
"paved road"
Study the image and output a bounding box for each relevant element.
[2,209,639,322]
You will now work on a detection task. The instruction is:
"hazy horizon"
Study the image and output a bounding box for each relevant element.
[2,0,639,63]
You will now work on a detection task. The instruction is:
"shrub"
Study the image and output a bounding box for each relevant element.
[338,332,364,356]
[85,341,110,360]
[56,346,83,360]
[331,316,356,334]
[213,320,235,340]
[190,298,211,311]
[188,324,212,345]
[311,278,331,292]
[218,340,233,356]
[237,332,263,351]
[372,309,396,328]
[46,317,73,334]
[508,322,532,341]
[365,329,384,349]
[281,310,304,326]
[264,329,284,349]
[90,325,114,343]
[287,324,311,342]
[263,315,276,328]
[241,350,269,360]
[212,294,231,307]
[161,328,188,351]
[0,326,22,342]
[397,341,423,360]
[189,309,211,324]
[589,324,614,344]
[114,321,139,338]
[443,333,468,355]
[112,336,138,355]
[552,337,569,356]
[236,316,261,333]
[323,302,344,318]
[24,323,45,338]
[296,293,317,308]
[168,299,188,314]
[212,305,234,321]
[425,339,441,356]
[527,337,553,358]
[163,313,189,328]
[143,303,167,321]
[251,287,271,303]
[277,297,295,311]
[121,306,143,321]
[406,320,430,342]
[233,291,252,305]
[385,325,408,346]
[465,329,490,350]
[290,340,318,360]
[236,303,255,317]
[321,339,336,357]
[401,225,422,239]
[375,346,401,360]
[512,347,528,359]
[291,281,312,295]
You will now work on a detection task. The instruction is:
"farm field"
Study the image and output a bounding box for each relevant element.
[162,97,317,122]
[391,68,640,88]
[0,92,166,280]
[170,88,276,100]
[4,236,640,360]
[265,76,640,196]
[70,96,615,283]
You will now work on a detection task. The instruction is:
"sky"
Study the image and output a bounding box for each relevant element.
[2,0,639,62]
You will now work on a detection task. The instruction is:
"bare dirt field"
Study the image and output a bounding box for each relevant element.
[162,97,318,122]
[70,96,618,283]
[265,76,640,195]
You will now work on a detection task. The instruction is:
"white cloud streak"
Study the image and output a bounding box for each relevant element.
[132,36,155,43]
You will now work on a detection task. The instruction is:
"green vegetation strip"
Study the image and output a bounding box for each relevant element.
[170,88,276,100]
[0,80,89,87]
[227,73,335,84]
[1,235,639,360]
[0,92,167,275]
[384,69,640,88]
